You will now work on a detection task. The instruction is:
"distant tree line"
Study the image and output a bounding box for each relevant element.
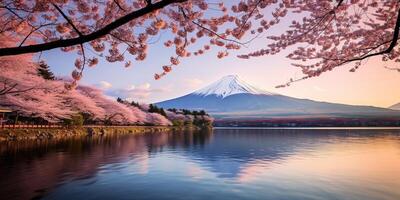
[116,97,213,128]
[148,104,167,117]
[3,58,213,128]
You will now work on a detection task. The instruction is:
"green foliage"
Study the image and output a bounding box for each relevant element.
[167,108,212,127]
[172,119,184,127]
[148,104,167,117]
[167,108,177,113]
[143,122,155,126]
[193,116,213,127]
[80,112,95,125]
[199,110,206,116]
[130,101,140,107]
[160,109,167,117]
[181,109,191,115]
[116,97,124,103]
[184,119,193,126]
[63,114,84,127]
[179,109,208,116]
[37,61,55,80]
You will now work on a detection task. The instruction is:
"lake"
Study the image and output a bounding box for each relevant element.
[1,128,400,200]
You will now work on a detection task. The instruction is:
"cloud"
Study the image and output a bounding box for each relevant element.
[185,78,204,89]
[104,82,168,101]
[98,81,113,90]
[312,86,326,92]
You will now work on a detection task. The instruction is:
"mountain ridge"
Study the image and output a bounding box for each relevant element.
[389,103,400,110]
[156,75,400,119]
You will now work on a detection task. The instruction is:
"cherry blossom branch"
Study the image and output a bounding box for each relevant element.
[335,0,344,9]
[322,40,394,62]
[0,0,187,57]
[339,7,400,64]
[52,3,82,36]
[1,6,24,21]
[19,23,55,47]
[0,81,17,95]
[0,79,38,96]
[80,44,86,74]
[0,86,37,95]
[179,7,244,45]
[385,66,400,72]
[290,0,343,43]
[191,20,244,45]
[109,33,135,48]
[113,0,126,12]
[2,5,51,42]
[238,0,262,35]
[276,3,400,88]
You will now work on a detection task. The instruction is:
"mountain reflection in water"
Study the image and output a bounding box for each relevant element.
[1,128,400,200]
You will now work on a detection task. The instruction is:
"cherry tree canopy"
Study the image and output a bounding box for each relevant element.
[0,0,399,86]
[0,33,172,124]
[0,35,204,125]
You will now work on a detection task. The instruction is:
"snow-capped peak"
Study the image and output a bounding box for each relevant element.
[193,75,275,98]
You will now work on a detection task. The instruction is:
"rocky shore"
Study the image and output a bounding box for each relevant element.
[0,126,203,141]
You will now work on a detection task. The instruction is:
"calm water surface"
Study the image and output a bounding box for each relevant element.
[1,128,400,200]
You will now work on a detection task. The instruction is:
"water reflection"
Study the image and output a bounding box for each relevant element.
[0,130,212,200]
[0,128,400,200]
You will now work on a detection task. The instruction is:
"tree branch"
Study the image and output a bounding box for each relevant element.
[0,83,17,95]
[52,3,82,36]
[335,0,344,9]
[19,23,55,47]
[80,44,86,74]
[0,0,187,57]
[0,79,39,96]
[2,6,24,21]
[385,66,400,72]
[109,33,135,48]
[340,7,400,64]
[179,7,244,45]
[238,0,262,34]
[1,86,37,95]
[113,0,126,11]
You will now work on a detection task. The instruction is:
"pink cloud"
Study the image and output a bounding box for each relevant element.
[104,82,169,101]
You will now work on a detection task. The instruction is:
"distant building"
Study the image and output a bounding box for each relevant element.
[0,107,12,127]
[0,107,12,113]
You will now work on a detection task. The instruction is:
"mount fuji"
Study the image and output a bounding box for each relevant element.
[156,75,400,119]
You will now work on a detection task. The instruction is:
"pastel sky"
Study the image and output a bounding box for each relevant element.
[42,7,400,108]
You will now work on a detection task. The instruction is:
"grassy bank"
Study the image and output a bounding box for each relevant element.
[0,126,207,141]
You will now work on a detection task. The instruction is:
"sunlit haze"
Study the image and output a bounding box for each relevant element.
[44,42,399,108]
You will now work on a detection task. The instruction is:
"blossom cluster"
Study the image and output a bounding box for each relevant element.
[1,1,398,87]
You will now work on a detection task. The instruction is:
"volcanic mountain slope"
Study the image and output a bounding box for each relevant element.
[389,103,400,110]
[156,75,400,119]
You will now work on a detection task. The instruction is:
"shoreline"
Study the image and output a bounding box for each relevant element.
[0,126,206,141]
[214,126,400,130]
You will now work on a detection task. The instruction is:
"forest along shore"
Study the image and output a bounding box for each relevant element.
[0,126,209,141]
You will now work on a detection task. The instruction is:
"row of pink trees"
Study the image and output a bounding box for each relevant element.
[0,36,73,123]
[0,34,171,125]
[0,34,210,126]
[0,57,171,125]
